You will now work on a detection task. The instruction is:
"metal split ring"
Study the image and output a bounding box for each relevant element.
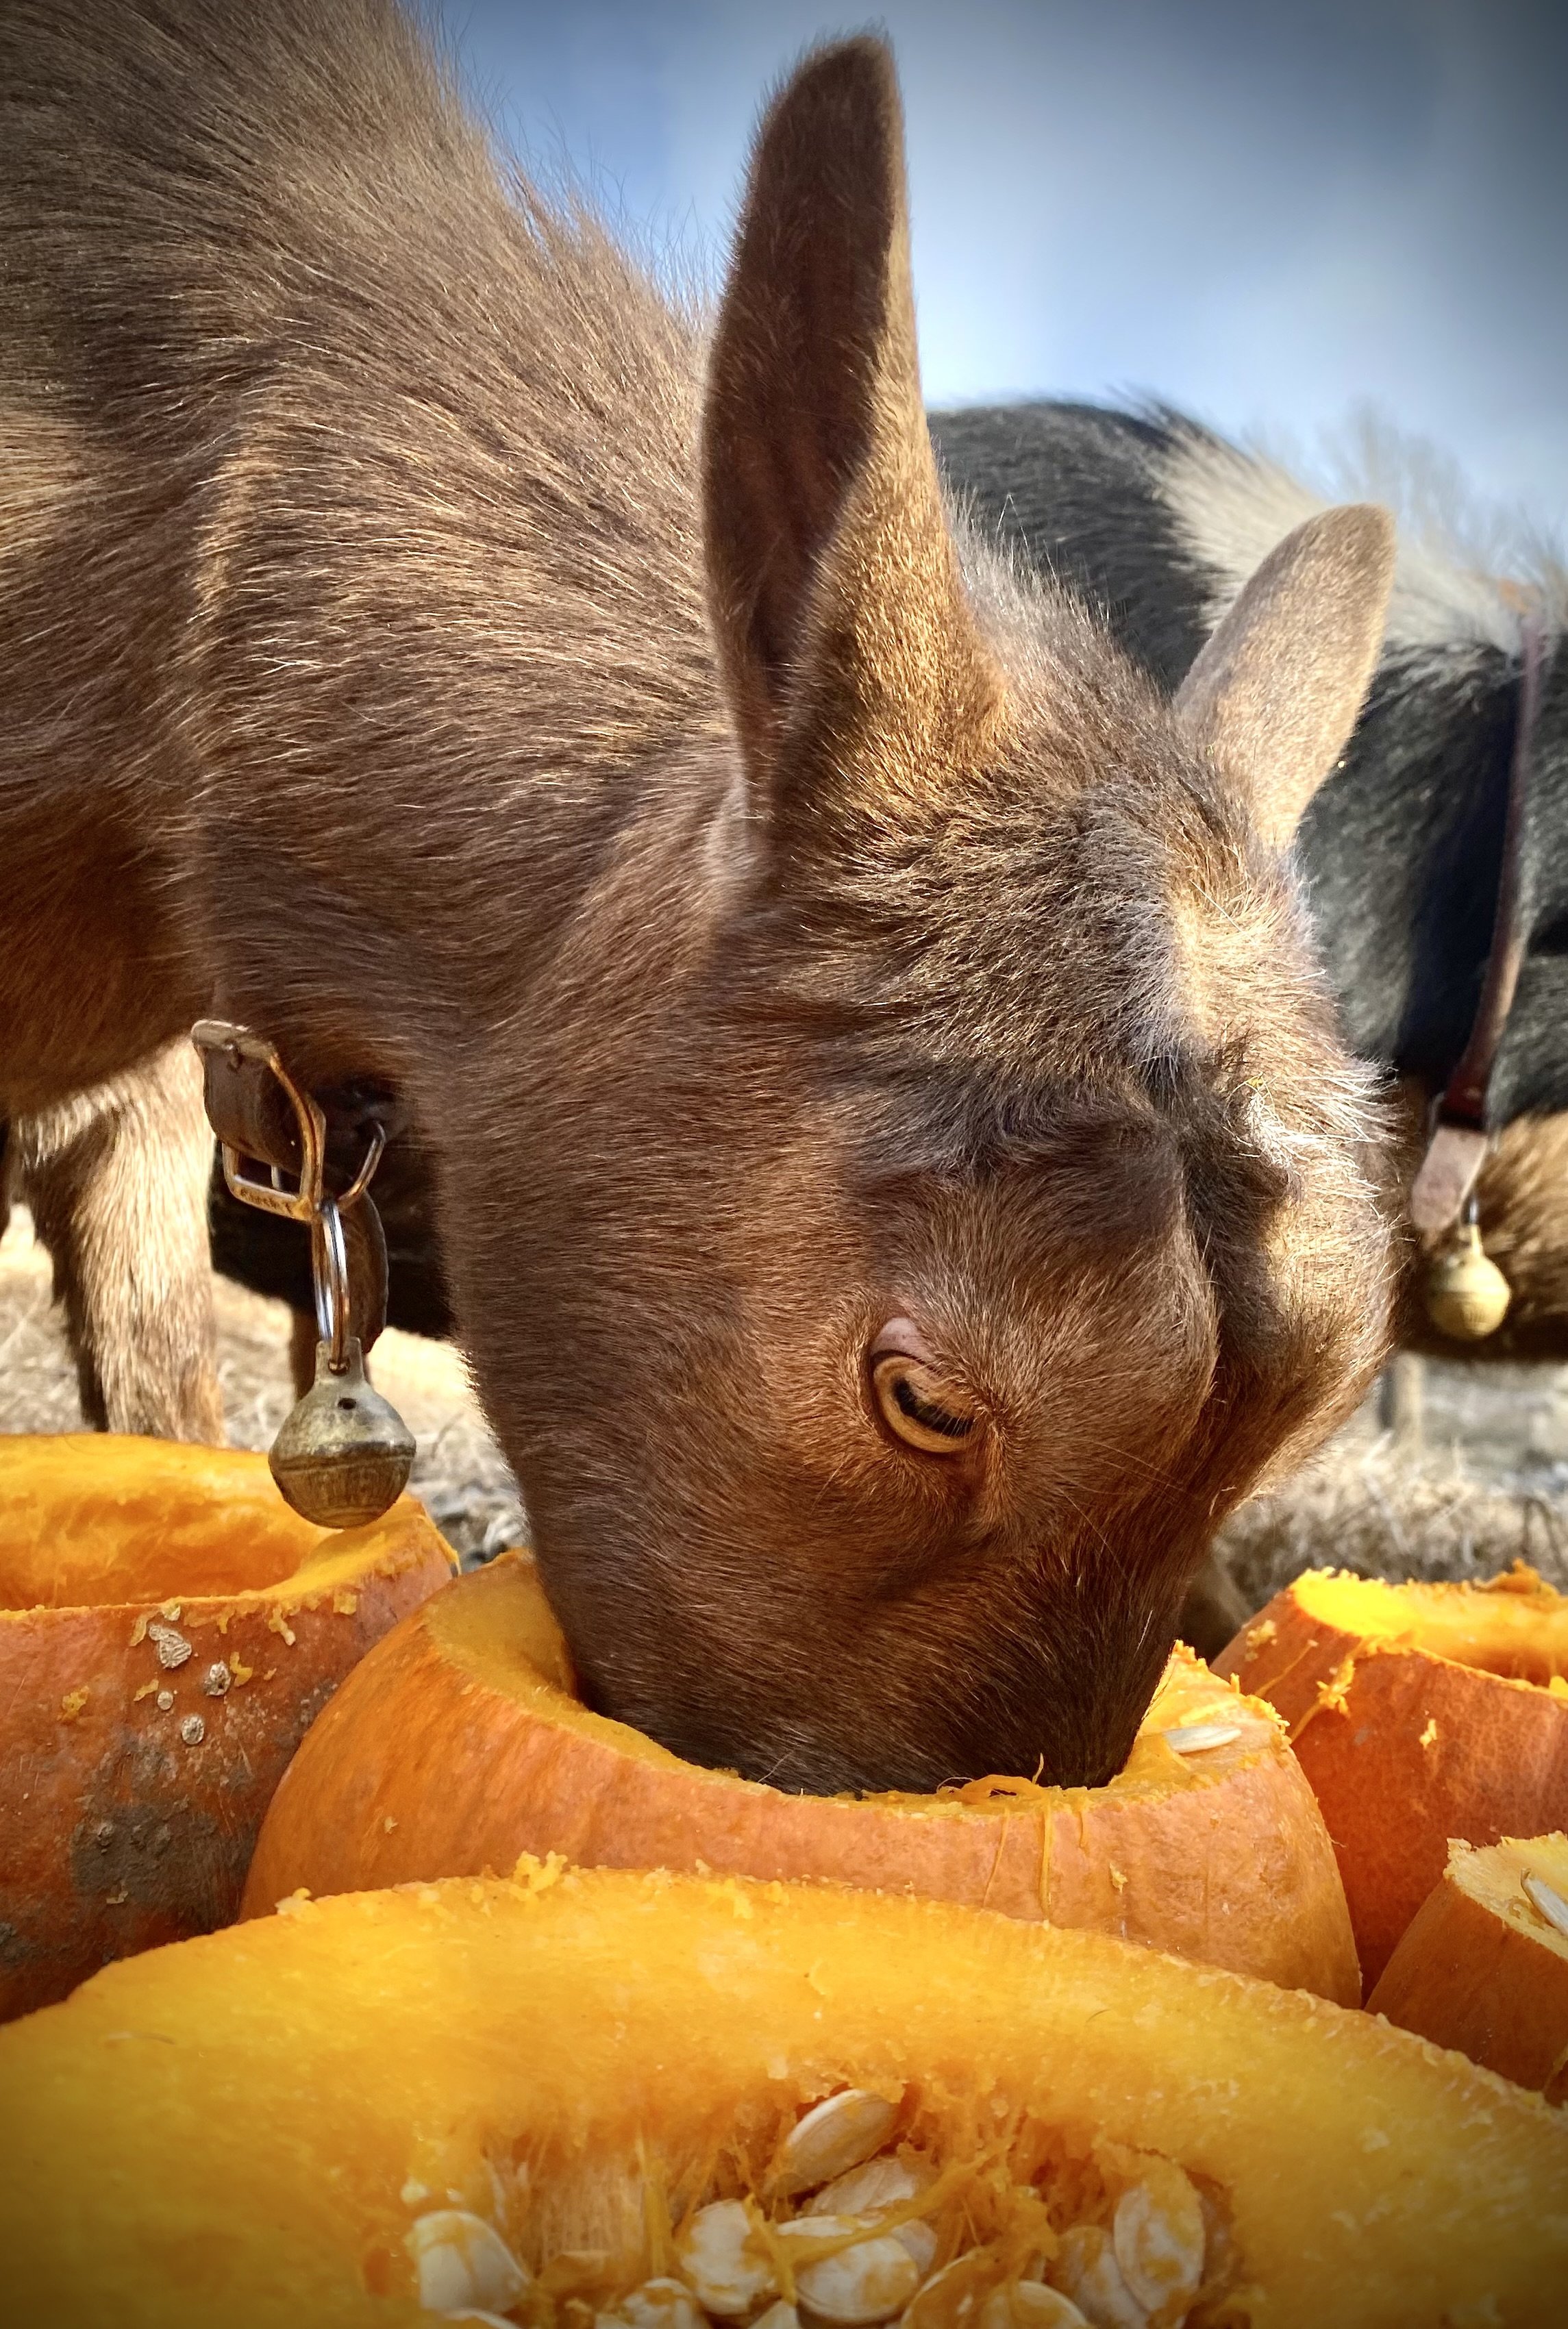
[311,1197,353,1374]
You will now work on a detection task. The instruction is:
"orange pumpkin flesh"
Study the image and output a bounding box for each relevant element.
[1216,1565,1568,1987]
[5,1865,1567,2329]
[244,1551,1360,2000]
[1369,1832,1568,2102]
[0,1434,453,2019]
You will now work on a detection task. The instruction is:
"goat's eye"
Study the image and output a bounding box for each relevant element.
[869,1347,978,1456]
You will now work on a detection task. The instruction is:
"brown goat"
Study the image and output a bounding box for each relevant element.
[0,0,1395,1791]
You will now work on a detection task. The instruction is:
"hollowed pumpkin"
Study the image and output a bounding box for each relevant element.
[0,1433,453,2020]
[1368,1833,1568,2102]
[3,1864,1565,2328]
[242,1552,1359,2001]
[1216,1565,1568,1986]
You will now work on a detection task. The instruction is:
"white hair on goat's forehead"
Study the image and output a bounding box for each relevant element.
[1161,845,1382,1155]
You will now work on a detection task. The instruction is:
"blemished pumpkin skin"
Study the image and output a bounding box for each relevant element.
[0,1434,453,2021]
[243,1552,1360,2002]
[1217,1565,1568,1986]
[1368,1833,1568,2102]
[3,1864,1566,2329]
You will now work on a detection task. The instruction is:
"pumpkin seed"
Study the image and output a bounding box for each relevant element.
[805,2158,923,2217]
[598,2275,709,2329]
[804,2156,935,2274]
[897,2250,988,2329]
[773,2089,903,2195]
[676,2199,778,2319]
[406,2210,529,2315]
[1049,2226,1147,2329]
[980,2285,1092,2329]
[1523,1873,1568,1937]
[786,2221,920,2324]
[893,2221,938,2277]
[1112,2165,1205,2315]
[1158,1723,1240,1755]
[753,2304,802,2329]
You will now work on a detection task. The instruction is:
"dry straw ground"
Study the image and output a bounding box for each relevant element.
[4,1205,1566,1613]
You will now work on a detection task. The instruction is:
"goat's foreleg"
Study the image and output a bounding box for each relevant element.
[10,1040,223,1441]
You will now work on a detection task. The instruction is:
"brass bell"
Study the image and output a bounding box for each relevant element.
[1423,1220,1512,1342]
[269,1336,415,1528]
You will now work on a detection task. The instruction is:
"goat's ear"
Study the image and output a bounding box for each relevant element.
[701,38,1004,839]
[1174,506,1395,850]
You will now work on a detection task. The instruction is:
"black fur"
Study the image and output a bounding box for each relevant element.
[208,1145,453,1338]
[932,402,1216,689]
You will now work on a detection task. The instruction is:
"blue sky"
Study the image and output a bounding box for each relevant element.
[438,1,1567,547]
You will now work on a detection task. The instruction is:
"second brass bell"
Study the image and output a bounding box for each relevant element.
[269,1336,416,1528]
[1423,1221,1512,1343]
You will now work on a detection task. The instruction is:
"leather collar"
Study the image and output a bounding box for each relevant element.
[1410,616,1550,1234]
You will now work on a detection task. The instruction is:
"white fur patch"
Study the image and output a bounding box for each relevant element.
[1157,427,1526,660]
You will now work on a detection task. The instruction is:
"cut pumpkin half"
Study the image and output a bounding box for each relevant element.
[1217,1565,1568,1985]
[243,1553,1358,2000]
[0,1434,453,2019]
[1369,1832,1568,2101]
[2,1864,1564,2328]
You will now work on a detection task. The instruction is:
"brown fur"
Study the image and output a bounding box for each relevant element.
[3,1044,221,1441]
[0,1,1395,1789]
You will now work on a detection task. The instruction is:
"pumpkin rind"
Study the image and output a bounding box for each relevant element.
[1368,1833,1568,2100]
[2,1865,1565,2328]
[243,1552,1359,2001]
[0,1434,453,2019]
[1217,1566,1568,1986]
